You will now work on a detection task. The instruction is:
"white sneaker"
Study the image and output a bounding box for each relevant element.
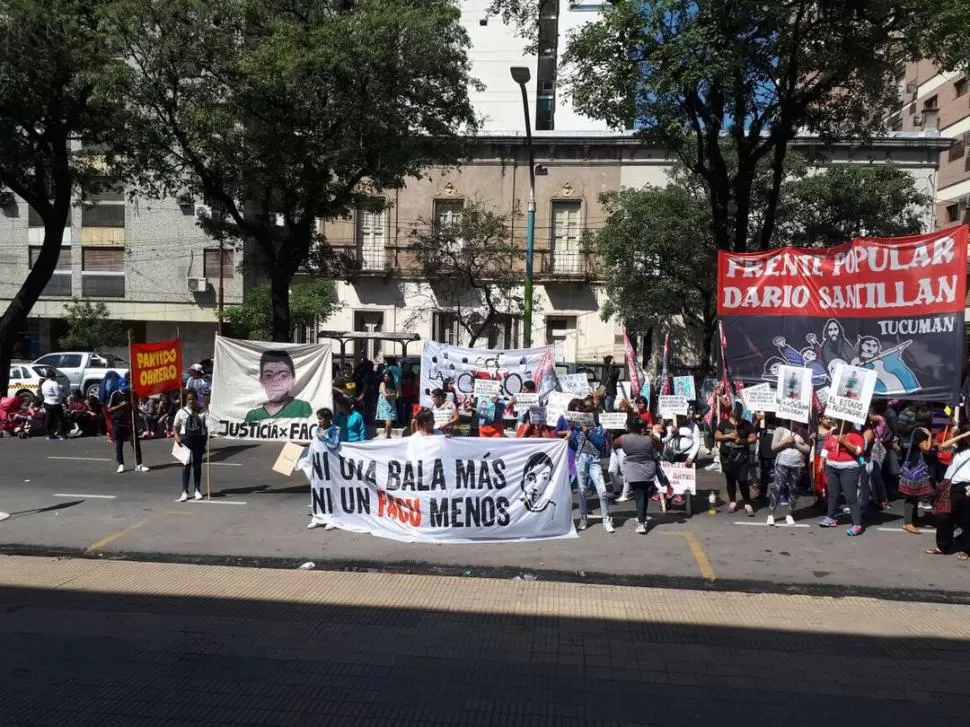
[194,490,203,500]
[577,516,588,531]
[178,492,188,502]
[636,522,647,534]
[766,514,775,526]
[785,515,796,526]
[616,495,630,503]
[603,517,615,534]
[323,523,337,531]
[116,464,125,473]
[135,464,150,472]
[307,520,323,529]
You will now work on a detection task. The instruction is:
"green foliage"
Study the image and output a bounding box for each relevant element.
[408,201,523,348]
[102,0,479,341]
[58,299,127,351]
[596,158,931,364]
[221,280,340,341]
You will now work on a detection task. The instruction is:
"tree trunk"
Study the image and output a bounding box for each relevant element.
[269,266,292,343]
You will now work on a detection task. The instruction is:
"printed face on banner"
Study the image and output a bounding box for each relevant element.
[672,376,696,400]
[825,363,878,425]
[419,341,558,410]
[717,228,968,400]
[302,437,577,543]
[211,336,332,441]
[775,366,812,423]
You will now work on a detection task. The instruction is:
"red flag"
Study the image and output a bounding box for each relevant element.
[659,333,671,396]
[623,329,643,398]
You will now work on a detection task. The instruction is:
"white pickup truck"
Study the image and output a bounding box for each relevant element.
[32,352,130,398]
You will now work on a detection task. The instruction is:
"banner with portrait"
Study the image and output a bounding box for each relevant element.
[210,336,332,441]
[419,342,559,411]
[302,436,576,543]
[717,227,968,401]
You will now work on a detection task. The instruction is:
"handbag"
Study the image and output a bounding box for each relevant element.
[898,429,932,498]
[932,479,953,515]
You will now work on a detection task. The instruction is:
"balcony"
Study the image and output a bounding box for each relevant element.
[536,250,599,281]
[332,245,390,277]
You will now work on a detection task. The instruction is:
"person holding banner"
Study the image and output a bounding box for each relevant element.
[819,421,865,535]
[172,390,207,502]
[476,394,507,438]
[715,404,757,515]
[661,412,701,506]
[334,398,367,443]
[559,400,614,532]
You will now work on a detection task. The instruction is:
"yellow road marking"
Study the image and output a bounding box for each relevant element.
[663,531,716,581]
[84,512,194,553]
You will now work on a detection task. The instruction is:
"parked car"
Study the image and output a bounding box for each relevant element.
[7,364,71,404]
[31,352,129,399]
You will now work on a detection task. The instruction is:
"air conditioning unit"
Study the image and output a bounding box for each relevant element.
[194,204,211,220]
[187,277,210,293]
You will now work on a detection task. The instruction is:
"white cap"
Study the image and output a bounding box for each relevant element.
[190,363,204,372]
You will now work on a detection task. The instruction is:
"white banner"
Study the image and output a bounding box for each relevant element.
[825,364,878,426]
[211,336,332,441]
[303,436,577,543]
[775,366,812,424]
[419,342,558,412]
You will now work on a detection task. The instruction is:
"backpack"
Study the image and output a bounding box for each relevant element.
[898,428,932,498]
[183,407,205,436]
[663,434,691,463]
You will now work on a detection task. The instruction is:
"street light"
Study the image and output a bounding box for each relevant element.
[510,66,536,349]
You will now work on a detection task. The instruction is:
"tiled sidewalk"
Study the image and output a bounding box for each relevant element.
[1,556,969,726]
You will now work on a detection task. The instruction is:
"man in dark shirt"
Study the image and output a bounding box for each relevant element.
[602,356,620,412]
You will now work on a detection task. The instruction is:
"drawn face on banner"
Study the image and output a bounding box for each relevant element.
[520,451,556,512]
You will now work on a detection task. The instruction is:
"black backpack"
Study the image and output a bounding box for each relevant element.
[183,408,204,436]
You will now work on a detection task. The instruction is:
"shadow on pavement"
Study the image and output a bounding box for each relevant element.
[0,581,967,725]
[4,500,84,519]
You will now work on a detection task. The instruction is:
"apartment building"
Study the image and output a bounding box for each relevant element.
[891,60,970,228]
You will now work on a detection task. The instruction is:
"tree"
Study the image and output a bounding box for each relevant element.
[494,0,929,258]
[595,159,931,365]
[221,280,340,341]
[408,201,524,348]
[102,0,479,342]
[58,299,127,351]
[0,0,127,394]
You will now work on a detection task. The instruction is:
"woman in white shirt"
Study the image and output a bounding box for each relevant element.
[172,390,208,502]
[926,427,970,560]
[661,413,701,505]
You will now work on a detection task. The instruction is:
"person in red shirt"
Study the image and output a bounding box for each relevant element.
[819,421,866,535]
[633,396,654,427]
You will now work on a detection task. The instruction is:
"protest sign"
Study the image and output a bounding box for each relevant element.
[513,392,539,412]
[473,379,502,399]
[527,406,547,425]
[775,366,812,423]
[717,227,968,400]
[599,412,628,430]
[130,339,182,397]
[302,437,577,543]
[742,383,776,413]
[273,442,306,476]
[562,411,595,427]
[432,408,453,427]
[825,364,878,425]
[658,395,688,419]
[210,336,332,441]
[660,462,696,495]
[559,373,591,396]
[672,376,696,400]
[420,342,558,408]
[545,391,573,424]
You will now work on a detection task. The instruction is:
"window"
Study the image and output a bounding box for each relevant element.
[924,95,938,110]
[545,316,577,362]
[356,199,386,271]
[551,201,583,274]
[955,78,968,98]
[9,366,23,380]
[433,312,461,346]
[536,95,555,131]
[81,247,125,297]
[81,178,126,248]
[947,204,960,223]
[29,246,72,296]
[81,203,125,228]
[433,199,464,250]
[28,207,72,227]
[203,249,235,279]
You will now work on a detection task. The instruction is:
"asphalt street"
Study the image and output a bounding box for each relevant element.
[1,434,969,599]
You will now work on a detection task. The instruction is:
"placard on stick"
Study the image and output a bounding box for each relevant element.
[825,364,878,426]
[775,366,812,424]
[741,383,776,413]
[473,379,503,399]
[672,376,696,400]
[658,395,688,419]
[599,412,628,430]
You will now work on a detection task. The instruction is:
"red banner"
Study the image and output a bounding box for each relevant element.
[717,228,967,319]
[130,339,182,397]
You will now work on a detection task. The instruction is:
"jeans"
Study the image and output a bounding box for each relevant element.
[722,458,751,504]
[575,452,610,520]
[44,403,64,438]
[629,480,654,523]
[859,460,888,514]
[825,465,861,527]
[181,435,207,492]
[604,395,616,412]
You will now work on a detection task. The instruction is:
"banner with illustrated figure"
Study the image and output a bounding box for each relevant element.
[302,436,576,543]
[419,342,559,411]
[211,336,332,441]
[717,227,968,401]
[130,339,182,397]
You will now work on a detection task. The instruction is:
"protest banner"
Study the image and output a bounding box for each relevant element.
[302,437,577,543]
[130,338,182,397]
[559,373,591,396]
[420,342,558,408]
[775,366,812,423]
[599,412,628,430]
[658,395,688,419]
[672,375,696,400]
[825,363,878,425]
[210,336,332,441]
[740,383,775,413]
[717,227,968,400]
[473,379,502,399]
[660,462,696,495]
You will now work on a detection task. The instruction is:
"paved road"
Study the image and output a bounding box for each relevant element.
[1,435,969,599]
[1,555,969,726]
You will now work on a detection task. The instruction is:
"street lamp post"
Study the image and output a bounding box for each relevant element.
[510,66,536,349]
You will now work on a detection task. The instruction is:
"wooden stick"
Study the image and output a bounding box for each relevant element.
[205,431,212,500]
[176,326,183,409]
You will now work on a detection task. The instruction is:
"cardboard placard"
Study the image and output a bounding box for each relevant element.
[775,366,812,424]
[672,376,696,400]
[660,462,696,495]
[657,394,689,420]
[562,411,595,427]
[527,406,547,425]
[514,392,540,412]
[473,379,503,399]
[545,391,574,425]
[741,382,776,413]
[273,441,306,476]
[171,441,191,466]
[825,364,878,426]
[599,412,629,430]
[432,408,453,427]
[559,373,591,396]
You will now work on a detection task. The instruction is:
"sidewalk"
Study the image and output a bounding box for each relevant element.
[1,556,969,726]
